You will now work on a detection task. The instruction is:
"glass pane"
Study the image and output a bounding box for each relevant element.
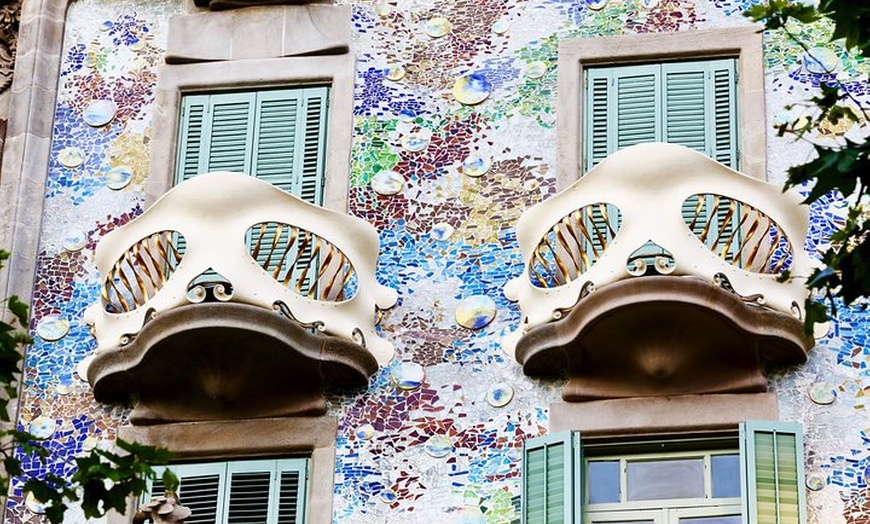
[588,461,621,503]
[680,517,741,524]
[711,454,741,498]
[627,458,703,500]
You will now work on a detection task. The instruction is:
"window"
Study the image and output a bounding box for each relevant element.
[176,87,329,206]
[149,458,308,524]
[584,59,737,172]
[522,422,806,524]
[555,27,765,190]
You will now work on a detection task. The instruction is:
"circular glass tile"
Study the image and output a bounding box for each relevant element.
[425,17,452,38]
[28,416,57,440]
[25,492,46,514]
[82,436,99,452]
[452,73,491,106]
[386,64,406,81]
[371,170,404,196]
[379,489,397,503]
[397,108,418,122]
[375,1,392,17]
[36,316,70,342]
[525,61,548,79]
[492,17,510,34]
[803,47,839,75]
[462,155,491,177]
[356,423,375,440]
[587,0,608,9]
[641,0,660,7]
[99,21,113,32]
[455,295,496,329]
[402,132,429,152]
[486,383,514,407]
[430,222,455,241]
[58,147,85,168]
[425,434,452,458]
[105,166,134,190]
[62,230,89,252]
[808,382,836,405]
[83,99,117,127]
[392,361,424,390]
[129,37,146,51]
[55,383,73,395]
[806,472,826,491]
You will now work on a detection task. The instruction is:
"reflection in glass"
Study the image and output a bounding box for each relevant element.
[626,458,704,500]
[711,454,741,498]
[589,461,620,503]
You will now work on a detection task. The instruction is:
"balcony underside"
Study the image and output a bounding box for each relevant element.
[516,276,812,402]
[87,302,377,425]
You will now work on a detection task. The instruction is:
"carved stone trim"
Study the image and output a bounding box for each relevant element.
[166,4,349,63]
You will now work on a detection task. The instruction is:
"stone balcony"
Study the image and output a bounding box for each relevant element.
[503,143,815,402]
[83,172,397,424]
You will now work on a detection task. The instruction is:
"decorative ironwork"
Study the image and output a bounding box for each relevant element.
[101,230,184,314]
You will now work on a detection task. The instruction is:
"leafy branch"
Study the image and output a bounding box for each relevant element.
[746,0,870,331]
[0,249,176,522]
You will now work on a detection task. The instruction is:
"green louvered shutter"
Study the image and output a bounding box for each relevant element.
[740,421,806,524]
[152,463,227,524]
[296,87,328,206]
[523,432,581,524]
[585,70,613,171]
[150,459,308,524]
[276,459,308,524]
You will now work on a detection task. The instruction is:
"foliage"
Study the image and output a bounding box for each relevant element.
[0,249,176,522]
[746,0,870,330]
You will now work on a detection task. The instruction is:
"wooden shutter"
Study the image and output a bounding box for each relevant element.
[152,463,227,524]
[584,69,613,171]
[275,459,308,524]
[523,431,581,524]
[150,459,308,524]
[740,421,806,524]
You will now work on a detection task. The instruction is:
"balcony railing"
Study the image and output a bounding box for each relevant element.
[83,172,397,423]
[503,143,814,401]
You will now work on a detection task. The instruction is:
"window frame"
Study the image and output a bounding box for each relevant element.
[148,457,309,524]
[147,53,355,213]
[556,26,766,191]
[521,422,806,524]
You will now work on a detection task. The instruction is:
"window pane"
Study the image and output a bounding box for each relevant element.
[711,454,741,498]
[626,458,703,500]
[588,460,621,503]
[679,517,740,524]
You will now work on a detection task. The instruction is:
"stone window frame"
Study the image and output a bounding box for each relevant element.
[112,417,337,524]
[146,52,355,213]
[556,25,766,191]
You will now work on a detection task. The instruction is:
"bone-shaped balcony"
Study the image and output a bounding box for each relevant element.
[504,143,814,402]
[83,172,397,424]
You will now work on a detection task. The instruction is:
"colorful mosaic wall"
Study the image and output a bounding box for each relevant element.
[7,0,870,523]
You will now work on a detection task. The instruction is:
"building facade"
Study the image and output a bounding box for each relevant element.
[0,0,868,523]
